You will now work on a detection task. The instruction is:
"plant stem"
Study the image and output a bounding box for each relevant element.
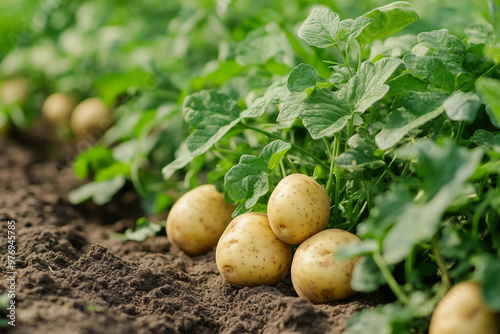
[432,238,451,289]
[357,43,365,73]
[241,124,329,169]
[455,121,465,144]
[334,44,353,77]
[373,251,409,305]
[285,155,298,174]
[325,138,337,195]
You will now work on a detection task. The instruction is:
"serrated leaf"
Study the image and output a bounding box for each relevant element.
[301,88,351,139]
[287,63,324,93]
[443,91,481,123]
[224,140,291,212]
[357,1,420,47]
[297,7,340,48]
[347,57,402,113]
[68,176,126,205]
[476,78,500,128]
[375,92,446,150]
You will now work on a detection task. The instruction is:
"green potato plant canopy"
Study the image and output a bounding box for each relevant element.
[2,0,500,332]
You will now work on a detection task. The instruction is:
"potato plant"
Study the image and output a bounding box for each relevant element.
[4,0,500,332]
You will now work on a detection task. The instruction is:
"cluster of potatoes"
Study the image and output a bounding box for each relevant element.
[42,92,111,139]
[0,77,111,139]
[166,174,361,304]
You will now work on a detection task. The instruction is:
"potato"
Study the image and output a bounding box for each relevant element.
[70,97,111,138]
[291,229,360,304]
[429,280,500,334]
[268,173,330,244]
[166,184,235,256]
[42,93,78,126]
[216,212,293,287]
[0,77,28,105]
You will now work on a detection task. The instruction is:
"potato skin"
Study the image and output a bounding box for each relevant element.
[42,93,77,126]
[268,174,330,245]
[70,97,111,138]
[0,77,28,105]
[166,184,235,256]
[429,280,500,334]
[216,212,293,287]
[291,229,360,304]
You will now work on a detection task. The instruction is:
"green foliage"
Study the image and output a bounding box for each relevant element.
[4,0,500,332]
[113,217,162,242]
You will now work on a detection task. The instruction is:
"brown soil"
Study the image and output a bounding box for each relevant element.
[0,124,383,334]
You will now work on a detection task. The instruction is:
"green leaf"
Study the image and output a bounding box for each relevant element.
[347,57,402,113]
[297,7,340,48]
[403,54,455,92]
[357,187,413,240]
[412,29,466,65]
[337,239,379,258]
[375,92,446,150]
[356,1,420,47]
[474,254,500,311]
[68,176,126,205]
[94,162,130,181]
[236,23,294,67]
[476,78,500,128]
[337,17,374,43]
[443,91,481,123]
[369,34,417,61]
[484,43,500,63]
[277,91,308,122]
[351,256,387,292]
[163,91,242,179]
[301,88,351,139]
[344,303,417,334]
[72,146,115,179]
[388,73,429,100]
[382,141,483,264]
[464,23,495,45]
[471,129,500,149]
[245,79,288,116]
[287,63,324,93]
[335,135,385,170]
[224,140,291,212]
[113,217,162,242]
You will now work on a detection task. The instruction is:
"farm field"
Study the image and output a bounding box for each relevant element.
[1,0,500,333]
